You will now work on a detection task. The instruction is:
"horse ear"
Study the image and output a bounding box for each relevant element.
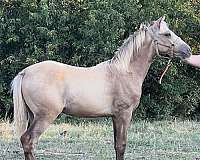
[160,15,165,21]
[155,16,165,29]
[139,23,145,30]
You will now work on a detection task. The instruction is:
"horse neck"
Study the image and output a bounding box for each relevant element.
[110,41,155,85]
[130,43,155,83]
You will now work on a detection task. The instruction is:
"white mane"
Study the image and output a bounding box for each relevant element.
[111,28,147,72]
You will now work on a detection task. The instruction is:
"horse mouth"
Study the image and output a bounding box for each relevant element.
[177,51,191,59]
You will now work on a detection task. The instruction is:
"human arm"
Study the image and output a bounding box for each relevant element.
[183,55,200,68]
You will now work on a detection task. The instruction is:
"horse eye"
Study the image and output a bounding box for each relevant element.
[164,33,171,37]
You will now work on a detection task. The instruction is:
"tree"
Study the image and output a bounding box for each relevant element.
[0,0,199,120]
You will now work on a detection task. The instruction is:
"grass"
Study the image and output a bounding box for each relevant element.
[0,119,200,160]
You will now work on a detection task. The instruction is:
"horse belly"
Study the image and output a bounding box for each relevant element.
[64,92,113,117]
[62,65,113,117]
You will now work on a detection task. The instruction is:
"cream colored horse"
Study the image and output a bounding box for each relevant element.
[12,16,191,160]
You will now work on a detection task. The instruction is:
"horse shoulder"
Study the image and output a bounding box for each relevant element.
[111,74,142,111]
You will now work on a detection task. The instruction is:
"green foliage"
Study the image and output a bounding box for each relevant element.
[0,0,199,120]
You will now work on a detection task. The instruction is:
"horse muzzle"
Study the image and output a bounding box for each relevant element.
[177,44,192,59]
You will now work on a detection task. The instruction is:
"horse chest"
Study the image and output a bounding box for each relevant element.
[112,79,142,110]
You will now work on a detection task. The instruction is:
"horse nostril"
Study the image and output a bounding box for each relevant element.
[178,45,191,54]
[177,44,192,58]
[188,47,192,53]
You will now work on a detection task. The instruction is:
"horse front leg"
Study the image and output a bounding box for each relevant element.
[112,107,133,160]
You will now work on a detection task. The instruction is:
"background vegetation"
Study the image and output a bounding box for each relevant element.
[0,0,199,120]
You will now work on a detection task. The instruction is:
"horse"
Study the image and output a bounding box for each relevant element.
[11,16,191,160]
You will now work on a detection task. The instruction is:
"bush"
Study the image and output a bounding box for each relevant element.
[0,0,199,120]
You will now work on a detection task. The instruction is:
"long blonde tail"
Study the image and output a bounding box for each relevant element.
[11,71,28,138]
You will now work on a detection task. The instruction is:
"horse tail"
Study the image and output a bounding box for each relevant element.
[11,70,28,138]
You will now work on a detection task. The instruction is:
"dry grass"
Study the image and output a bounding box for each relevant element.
[0,120,200,159]
[0,121,13,141]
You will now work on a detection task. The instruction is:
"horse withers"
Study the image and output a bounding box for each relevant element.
[11,16,191,160]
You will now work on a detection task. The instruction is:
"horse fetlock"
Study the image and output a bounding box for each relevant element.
[24,152,36,160]
[115,143,126,153]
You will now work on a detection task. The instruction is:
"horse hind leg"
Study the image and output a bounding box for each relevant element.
[20,106,62,160]
[27,106,34,128]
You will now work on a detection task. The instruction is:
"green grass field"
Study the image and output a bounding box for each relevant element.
[0,119,200,160]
